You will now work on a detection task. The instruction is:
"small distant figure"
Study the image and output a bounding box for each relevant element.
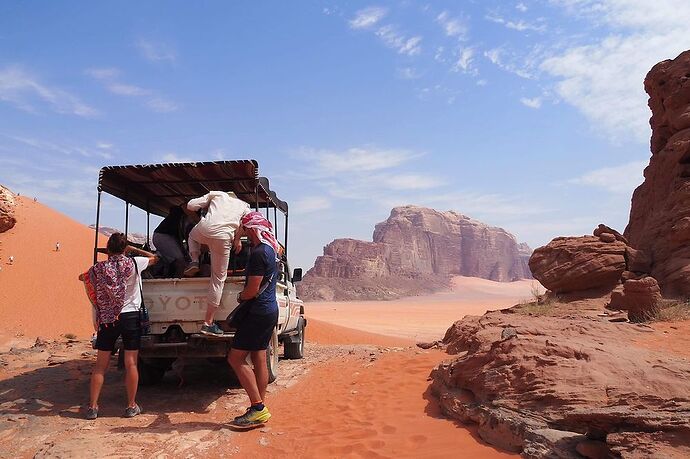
[8,255,14,264]
[55,242,60,252]
[33,197,37,202]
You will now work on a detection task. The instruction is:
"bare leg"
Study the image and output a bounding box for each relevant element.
[250,350,268,402]
[89,350,111,408]
[228,349,262,404]
[123,350,139,408]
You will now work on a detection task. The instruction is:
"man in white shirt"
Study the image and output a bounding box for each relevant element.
[184,191,250,336]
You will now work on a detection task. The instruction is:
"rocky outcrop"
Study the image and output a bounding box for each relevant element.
[431,311,690,458]
[625,50,690,297]
[529,234,627,294]
[300,206,532,300]
[609,276,663,322]
[0,185,17,233]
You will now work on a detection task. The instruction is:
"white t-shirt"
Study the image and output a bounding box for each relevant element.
[120,257,150,314]
[187,191,250,240]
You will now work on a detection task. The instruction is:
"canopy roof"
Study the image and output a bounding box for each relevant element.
[98,160,288,217]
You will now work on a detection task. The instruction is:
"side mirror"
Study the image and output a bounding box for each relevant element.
[292,268,303,283]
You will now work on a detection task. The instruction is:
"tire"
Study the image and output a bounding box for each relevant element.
[283,317,305,360]
[138,357,168,386]
[266,328,279,383]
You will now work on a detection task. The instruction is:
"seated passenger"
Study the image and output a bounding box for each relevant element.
[152,205,197,277]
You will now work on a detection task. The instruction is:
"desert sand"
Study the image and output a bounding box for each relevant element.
[0,198,514,458]
[307,276,537,342]
[0,197,101,341]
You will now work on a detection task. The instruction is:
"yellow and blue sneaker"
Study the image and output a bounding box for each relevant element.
[231,406,271,429]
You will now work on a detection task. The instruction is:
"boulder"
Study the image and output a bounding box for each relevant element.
[593,223,628,244]
[625,50,690,297]
[609,277,663,322]
[0,185,16,233]
[528,236,626,293]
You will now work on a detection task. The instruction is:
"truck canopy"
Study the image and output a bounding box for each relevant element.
[98,160,288,217]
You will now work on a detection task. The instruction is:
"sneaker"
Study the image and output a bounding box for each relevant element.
[124,404,141,418]
[183,262,199,277]
[200,323,224,337]
[231,406,271,429]
[85,407,98,420]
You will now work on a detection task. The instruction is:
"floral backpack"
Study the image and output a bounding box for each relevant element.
[80,254,134,326]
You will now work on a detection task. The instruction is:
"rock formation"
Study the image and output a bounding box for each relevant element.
[300,206,532,301]
[431,311,690,458]
[0,185,17,233]
[625,50,690,297]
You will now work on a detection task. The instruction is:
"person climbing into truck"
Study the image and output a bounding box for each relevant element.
[227,211,280,429]
[81,233,158,420]
[183,191,250,336]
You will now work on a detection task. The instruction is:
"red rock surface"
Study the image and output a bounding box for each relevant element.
[625,50,690,297]
[300,206,531,301]
[528,235,627,293]
[431,310,690,458]
[0,185,16,233]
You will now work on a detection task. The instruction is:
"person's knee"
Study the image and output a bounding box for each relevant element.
[228,351,246,368]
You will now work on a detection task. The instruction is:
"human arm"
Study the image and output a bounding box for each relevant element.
[186,192,219,212]
[233,226,245,255]
[238,276,262,301]
[125,245,159,266]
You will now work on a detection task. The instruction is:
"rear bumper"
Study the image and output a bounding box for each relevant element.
[138,333,235,358]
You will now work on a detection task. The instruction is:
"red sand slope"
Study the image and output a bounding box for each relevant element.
[0,197,100,339]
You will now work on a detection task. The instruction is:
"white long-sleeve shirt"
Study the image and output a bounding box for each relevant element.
[187,191,250,240]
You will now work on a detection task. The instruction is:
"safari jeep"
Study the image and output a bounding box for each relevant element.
[93,160,306,384]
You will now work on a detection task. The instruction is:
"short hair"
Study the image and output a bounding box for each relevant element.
[107,233,128,255]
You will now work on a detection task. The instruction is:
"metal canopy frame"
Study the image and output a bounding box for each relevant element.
[93,160,289,263]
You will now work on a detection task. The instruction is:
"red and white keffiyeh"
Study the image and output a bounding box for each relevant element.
[241,211,280,256]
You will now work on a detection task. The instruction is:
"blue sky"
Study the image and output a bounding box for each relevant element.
[1,1,689,270]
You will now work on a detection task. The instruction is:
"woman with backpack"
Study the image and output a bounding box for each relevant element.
[81,233,158,420]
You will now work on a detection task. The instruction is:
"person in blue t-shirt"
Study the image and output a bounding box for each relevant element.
[228,211,281,429]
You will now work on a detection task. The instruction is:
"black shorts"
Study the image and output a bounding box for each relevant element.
[232,310,278,351]
[95,311,141,352]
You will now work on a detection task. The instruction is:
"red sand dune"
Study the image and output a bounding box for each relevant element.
[0,197,100,341]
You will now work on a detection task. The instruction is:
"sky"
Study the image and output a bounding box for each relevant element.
[1,1,689,271]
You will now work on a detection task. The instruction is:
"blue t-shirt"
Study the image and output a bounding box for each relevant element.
[245,243,279,315]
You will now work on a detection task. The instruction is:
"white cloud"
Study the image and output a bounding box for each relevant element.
[396,67,421,79]
[436,11,468,39]
[349,6,387,29]
[146,97,179,113]
[486,14,546,32]
[568,160,647,193]
[293,196,332,214]
[297,146,420,175]
[0,65,98,117]
[161,153,194,163]
[452,47,475,73]
[379,174,444,190]
[542,0,690,142]
[136,39,177,63]
[375,25,422,56]
[516,2,528,12]
[484,48,534,79]
[87,67,179,113]
[520,96,542,108]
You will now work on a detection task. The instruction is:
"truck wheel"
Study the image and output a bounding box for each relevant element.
[267,328,279,383]
[138,357,167,386]
[283,317,305,360]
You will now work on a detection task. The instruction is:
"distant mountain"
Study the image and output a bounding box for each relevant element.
[89,225,150,247]
[299,205,532,301]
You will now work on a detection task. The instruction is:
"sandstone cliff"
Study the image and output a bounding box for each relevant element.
[624,49,690,297]
[300,206,531,301]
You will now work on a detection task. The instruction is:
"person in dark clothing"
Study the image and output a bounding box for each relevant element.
[227,211,280,429]
[152,205,196,277]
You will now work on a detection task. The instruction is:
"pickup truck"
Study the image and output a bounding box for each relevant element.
[93,160,306,384]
